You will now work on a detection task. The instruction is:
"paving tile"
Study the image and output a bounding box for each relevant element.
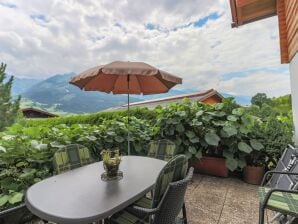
[218,216,258,224]
[186,203,219,224]
[194,182,228,199]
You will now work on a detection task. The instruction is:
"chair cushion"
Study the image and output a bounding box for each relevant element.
[258,187,298,216]
[147,140,176,161]
[152,155,188,208]
[110,210,148,224]
[134,196,152,208]
[53,144,93,174]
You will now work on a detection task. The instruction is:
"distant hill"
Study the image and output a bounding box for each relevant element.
[12,73,251,114]
[21,73,142,114]
[9,77,40,95]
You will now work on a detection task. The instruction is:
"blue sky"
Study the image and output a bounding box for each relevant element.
[0,0,290,97]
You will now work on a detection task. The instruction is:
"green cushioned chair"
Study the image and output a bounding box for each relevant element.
[147,139,177,161]
[53,144,93,174]
[141,139,189,223]
[109,155,192,224]
[258,170,298,224]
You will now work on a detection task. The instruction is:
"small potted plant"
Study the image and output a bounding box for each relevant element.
[101,149,121,178]
[243,140,266,185]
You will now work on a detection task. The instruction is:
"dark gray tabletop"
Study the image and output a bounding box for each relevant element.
[25,156,166,224]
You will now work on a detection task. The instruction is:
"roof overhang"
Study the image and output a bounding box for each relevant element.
[230,0,277,27]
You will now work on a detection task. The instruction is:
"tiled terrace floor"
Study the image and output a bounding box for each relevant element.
[185,174,261,224]
[30,174,272,224]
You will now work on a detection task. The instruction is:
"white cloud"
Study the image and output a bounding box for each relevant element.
[0,0,291,96]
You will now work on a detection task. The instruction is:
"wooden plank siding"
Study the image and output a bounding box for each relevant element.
[284,0,298,62]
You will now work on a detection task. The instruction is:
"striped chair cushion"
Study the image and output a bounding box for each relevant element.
[152,155,188,208]
[110,210,148,224]
[134,196,152,208]
[147,140,176,161]
[53,144,93,174]
[110,155,189,224]
[258,187,298,216]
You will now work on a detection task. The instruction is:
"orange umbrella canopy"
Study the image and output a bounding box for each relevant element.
[69,61,182,95]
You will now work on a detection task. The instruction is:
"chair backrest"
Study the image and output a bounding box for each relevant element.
[152,167,194,224]
[152,155,188,208]
[147,139,177,161]
[53,144,93,174]
[268,145,298,188]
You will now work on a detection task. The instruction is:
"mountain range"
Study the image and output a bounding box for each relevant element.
[11,73,251,114]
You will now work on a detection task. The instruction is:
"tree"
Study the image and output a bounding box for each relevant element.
[251,93,272,107]
[0,63,20,131]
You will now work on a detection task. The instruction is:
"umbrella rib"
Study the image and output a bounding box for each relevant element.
[111,75,121,94]
[136,75,143,94]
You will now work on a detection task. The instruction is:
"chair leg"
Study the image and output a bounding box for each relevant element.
[182,203,188,224]
[259,203,265,224]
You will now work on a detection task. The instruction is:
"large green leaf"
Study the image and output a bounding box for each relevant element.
[185,131,195,139]
[227,115,238,122]
[238,142,253,153]
[189,137,200,143]
[196,111,204,117]
[223,151,238,171]
[212,120,226,126]
[215,103,224,110]
[0,146,6,152]
[206,111,226,117]
[115,136,124,143]
[204,132,220,146]
[0,195,9,207]
[232,108,244,116]
[8,192,24,205]
[175,137,182,146]
[222,126,238,137]
[225,157,238,171]
[185,151,192,159]
[176,124,185,133]
[195,150,202,159]
[188,146,197,154]
[250,139,264,151]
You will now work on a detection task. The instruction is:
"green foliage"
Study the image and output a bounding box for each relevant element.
[0,116,155,210]
[249,117,293,167]
[0,97,294,211]
[155,99,265,171]
[251,93,272,107]
[0,63,21,131]
[23,107,155,127]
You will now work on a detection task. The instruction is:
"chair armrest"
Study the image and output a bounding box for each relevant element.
[261,171,298,186]
[261,188,298,210]
[130,205,160,217]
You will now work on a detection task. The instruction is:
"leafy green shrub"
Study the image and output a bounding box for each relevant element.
[0,116,155,210]
[155,99,264,171]
[22,107,156,127]
[0,98,294,211]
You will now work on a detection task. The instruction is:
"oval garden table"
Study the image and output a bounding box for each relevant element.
[25,156,166,224]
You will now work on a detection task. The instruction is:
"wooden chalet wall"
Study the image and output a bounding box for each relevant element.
[277,0,298,63]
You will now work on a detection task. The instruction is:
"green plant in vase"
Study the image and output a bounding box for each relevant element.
[101,149,121,178]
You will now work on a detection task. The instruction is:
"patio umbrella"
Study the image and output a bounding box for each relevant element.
[69,61,182,155]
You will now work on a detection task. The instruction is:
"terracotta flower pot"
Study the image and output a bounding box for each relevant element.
[191,156,229,177]
[243,166,265,185]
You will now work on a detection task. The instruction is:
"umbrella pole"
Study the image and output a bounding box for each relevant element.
[127,75,130,155]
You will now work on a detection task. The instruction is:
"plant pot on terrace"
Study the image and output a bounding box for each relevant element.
[191,156,229,177]
[243,140,266,185]
[243,165,265,185]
